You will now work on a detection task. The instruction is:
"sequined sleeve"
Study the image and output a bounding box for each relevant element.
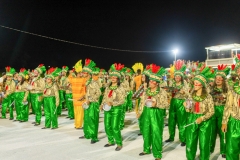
[101,87,109,106]
[23,82,29,101]
[33,78,45,92]
[222,90,233,124]
[54,84,60,106]
[202,95,214,121]
[156,89,169,109]
[112,85,126,106]
[138,91,146,115]
[86,81,101,102]
[8,80,16,95]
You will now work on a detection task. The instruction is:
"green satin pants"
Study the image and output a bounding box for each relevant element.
[1,94,14,119]
[126,91,133,111]
[186,113,212,160]
[29,93,35,114]
[83,102,100,141]
[57,90,66,115]
[142,107,165,159]
[136,98,143,134]
[120,98,127,130]
[226,117,240,160]
[210,105,226,154]
[43,97,58,128]
[15,92,29,121]
[65,93,74,119]
[31,93,43,124]
[99,87,105,105]
[168,98,187,142]
[104,105,123,146]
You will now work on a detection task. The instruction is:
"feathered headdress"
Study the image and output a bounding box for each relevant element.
[149,64,166,83]
[132,63,143,74]
[35,64,46,74]
[194,66,214,87]
[62,66,69,72]
[174,60,186,77]
[82,58,96,74]
[45,67,61,79]
[215,64,230,79]
[231,64,237,75]
[92,67,100,75]
[19,68,28,79]
[109,63,125,78]
[125,68,134,77]
[74,59,82,73]
[208,67,216,82]
[5,66,16,76]
[142,64,152,77]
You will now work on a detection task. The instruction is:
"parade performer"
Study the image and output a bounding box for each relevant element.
[209,64,229,158]
[29,64,46,126]
[65,69,74,120]
[221,54,240,160]
[15,68,29,122]
[166,60,189,146]
[132,63,144,114]
[134,65,150,136]
[68,60,86,129]
[101,63,126,151]
[138,64,168,160]
[57,66,68,116]
[125,68,134,112]
[1,67,16,120]
[80,63,101,144]
[227,64,238,90]
[42,67,60,129]
[184,65,214,160]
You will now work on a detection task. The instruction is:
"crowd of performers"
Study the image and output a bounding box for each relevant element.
[1,56,240,160]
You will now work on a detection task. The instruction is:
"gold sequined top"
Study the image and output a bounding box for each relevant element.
[101,85,126,107]
[3,80,16,97]
[58,76,68,91]
[169,80,189,99]
[65,78,72,94]
[222,90,240,124]
[159,80,167,88]
[30,77,45,94]
[121,80,130,93]
[210,87,227,106]
[138,88,169,115]
[86,80,101,102]
[15,81,29,101]
[43,83,60,106]
[185,94,214,121]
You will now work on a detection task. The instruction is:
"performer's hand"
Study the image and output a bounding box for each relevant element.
[152,101,157,107]
[107,102,112,106]
[183,101,187,107]
[136,113,141,119]
[86,101,90,105]
[221,124,227,132]
[196,117,203,124]
[100,105,103,111]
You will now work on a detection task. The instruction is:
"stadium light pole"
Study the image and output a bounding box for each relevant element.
[173,49,179,63]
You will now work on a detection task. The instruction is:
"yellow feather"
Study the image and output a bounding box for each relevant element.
[74,60,82,73]
[132,62,143,73]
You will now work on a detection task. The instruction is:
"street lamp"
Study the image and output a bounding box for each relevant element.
[173,49,179,63]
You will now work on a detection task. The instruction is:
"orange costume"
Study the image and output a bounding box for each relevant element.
[134,75,142,91]
[68,75,87,128]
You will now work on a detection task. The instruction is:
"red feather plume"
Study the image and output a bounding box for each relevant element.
[38,64,44,67]
[192,68,196,72]
[85,59,91,66]
[62,66,66,69]
[6,66,11,72]
[114,63,124,71]
[237,54,240,60]
[231,64,236,70]
[217,64,227,70]
[48,67,55,74]
[151,64,160,73]
[175,60,184,70]
[20,68,25,72]
[200,63,206,72]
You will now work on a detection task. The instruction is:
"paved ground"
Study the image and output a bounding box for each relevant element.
[0,110,224,160]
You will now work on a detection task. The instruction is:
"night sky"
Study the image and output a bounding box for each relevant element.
[1,1,240,70]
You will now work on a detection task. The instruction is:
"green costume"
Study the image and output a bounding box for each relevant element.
[186,66,215,160]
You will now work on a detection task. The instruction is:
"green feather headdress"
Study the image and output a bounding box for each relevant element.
[174,60,186,77]
[82,59,96,74]
[194,65,214,87]
[149,64,166,83]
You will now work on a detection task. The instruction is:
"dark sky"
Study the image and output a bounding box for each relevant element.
[1,1,240,70]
